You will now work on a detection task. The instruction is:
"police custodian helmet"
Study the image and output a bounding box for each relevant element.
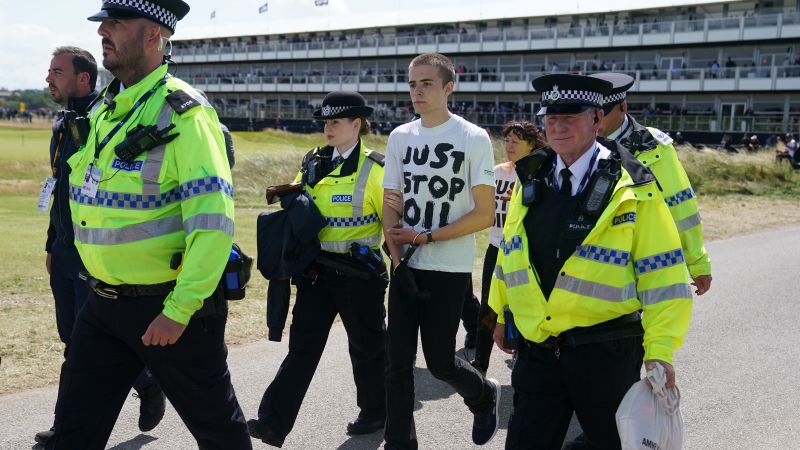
[590,72,635,115]
[88,0,191,34]
[532,74,612,116]
[313,91,374,120]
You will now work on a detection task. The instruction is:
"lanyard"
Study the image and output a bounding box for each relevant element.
[51,129,64,176]
[553,145,600,196]
[92,76,168,160]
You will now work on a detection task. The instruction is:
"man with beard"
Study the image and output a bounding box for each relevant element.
[45,1,250,449]
[35,45,166,446]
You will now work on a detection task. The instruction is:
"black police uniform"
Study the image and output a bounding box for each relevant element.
[46,92,98,350]
[41,91,164,445]
[249,92,387,447]
[46,2,251,450]
[505,74,648,450]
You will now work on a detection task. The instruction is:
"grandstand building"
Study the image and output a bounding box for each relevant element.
[171,0,800,142]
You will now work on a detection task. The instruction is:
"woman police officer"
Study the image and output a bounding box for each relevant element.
[248,91,388,447]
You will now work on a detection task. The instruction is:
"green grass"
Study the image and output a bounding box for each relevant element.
[678,147,800,197]
[0,126,51,162]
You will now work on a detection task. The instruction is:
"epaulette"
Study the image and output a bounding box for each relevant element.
[165,90,201,115]
[365,150,385,167]
[302,147,320,166]
[646,127,673,146]
[620,129,658,154]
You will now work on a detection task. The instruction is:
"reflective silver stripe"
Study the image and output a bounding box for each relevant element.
[675,213,702,232]
[638,283,693,306]
[503,269,530,288]
[350,156,374,218]
[554,274,637,303]
[141,103,174,196]
[633,249,685,275]
[183,213,234,236]
[73,215,182,245]
[320,234,382,253]
[494,265,504,281]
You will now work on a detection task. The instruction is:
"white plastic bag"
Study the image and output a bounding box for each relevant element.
[616,363,684,450]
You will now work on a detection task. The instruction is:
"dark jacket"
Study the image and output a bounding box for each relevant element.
[257,189,327,341]
[46,91,99,253]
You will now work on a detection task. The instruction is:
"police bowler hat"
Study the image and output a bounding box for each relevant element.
[88,0,190,34]
[313,91,374,120]
[532,74,612,116]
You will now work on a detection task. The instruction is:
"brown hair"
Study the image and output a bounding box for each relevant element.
[53,46,98,90]
[409,53,455,86]
[357,118,371,136]
[502,121,545,150]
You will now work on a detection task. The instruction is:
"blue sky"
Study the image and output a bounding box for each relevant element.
[0,0,716,90]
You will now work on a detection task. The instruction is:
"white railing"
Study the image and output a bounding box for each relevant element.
[172,12,800,60]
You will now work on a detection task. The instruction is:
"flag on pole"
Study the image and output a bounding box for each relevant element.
[210,10,216,19]
[258,2,268,13]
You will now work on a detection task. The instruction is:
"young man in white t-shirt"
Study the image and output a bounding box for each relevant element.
[382,53,500,449]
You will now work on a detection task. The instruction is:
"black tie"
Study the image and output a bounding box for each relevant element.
[559,168,573,196]
[332,155,344,169]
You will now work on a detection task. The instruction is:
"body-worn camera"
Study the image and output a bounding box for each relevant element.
[114,123,178,162]
[63,110,90,146]
[515,148,554,206]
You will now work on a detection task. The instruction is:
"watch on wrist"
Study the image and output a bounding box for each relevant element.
[426,230,434,243]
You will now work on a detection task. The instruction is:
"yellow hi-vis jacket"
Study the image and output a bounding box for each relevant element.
[68,64,234,325]
[294,142,385,253]
[489,149,693,364]
[622,117,711,278]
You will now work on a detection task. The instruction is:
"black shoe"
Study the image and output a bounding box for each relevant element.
[134,384,166,432]
[247,418,285,447]
[34,426,55,445]
[346,415,385,435]
[472,378,500,445]
[563,432,589,450]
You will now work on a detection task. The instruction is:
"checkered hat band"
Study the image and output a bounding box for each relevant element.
[321,105,355,117]
[105,0,178,31]
[604,91,627,105]
[541,90,604,106]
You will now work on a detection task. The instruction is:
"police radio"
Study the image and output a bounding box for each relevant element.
[580,157,621,216]
[114,123,178,162]
[63,110,90,146]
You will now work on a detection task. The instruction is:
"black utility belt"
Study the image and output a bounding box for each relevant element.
[526,312,643,350]
[79,271,175,300]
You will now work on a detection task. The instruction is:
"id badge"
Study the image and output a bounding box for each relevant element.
[36,177,56,211]
[82,165,102,199]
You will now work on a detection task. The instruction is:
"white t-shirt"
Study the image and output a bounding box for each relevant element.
[490,163,517,248]
[383,114,495,272]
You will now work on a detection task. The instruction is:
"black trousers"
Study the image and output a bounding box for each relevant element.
[385,269,494,450]
[48,245,157,413]
[48,242,89,350]
[257,269,387,438]
[505,336,644,450]
[473,244,499,372]
[47,291,251,450]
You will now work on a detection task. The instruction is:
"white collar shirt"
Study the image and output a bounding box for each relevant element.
[554,141,612,196]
